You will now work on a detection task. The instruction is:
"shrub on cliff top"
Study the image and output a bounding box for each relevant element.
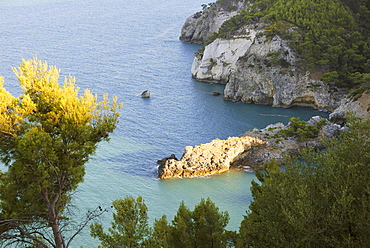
[277,117,320,141]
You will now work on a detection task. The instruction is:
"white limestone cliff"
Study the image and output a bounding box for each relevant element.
[179,0,250,43]
[191,29,347,111]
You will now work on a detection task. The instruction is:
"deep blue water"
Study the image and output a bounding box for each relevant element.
[0,0,328,246]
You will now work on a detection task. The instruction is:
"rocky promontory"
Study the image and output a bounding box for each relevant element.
[157,136,265,179]
[237,116,342,168]
[157,116,342,179]
[182,1,350,112]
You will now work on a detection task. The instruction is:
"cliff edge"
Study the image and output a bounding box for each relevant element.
[179,0,249,43]
[190,23,347,111]
[181,1,369,113]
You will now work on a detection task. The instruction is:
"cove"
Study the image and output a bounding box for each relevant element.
[0,0,328,246]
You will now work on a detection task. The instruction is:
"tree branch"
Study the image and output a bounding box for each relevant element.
[66,206,108,247]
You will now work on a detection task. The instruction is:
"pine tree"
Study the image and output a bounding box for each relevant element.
[0,57,120,248]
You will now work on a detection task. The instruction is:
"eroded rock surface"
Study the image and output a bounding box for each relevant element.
[191,30,347,111]
[157,136,265,179]
[179,0,250,43]
[329,93,370,123]
[238,116,342,168]
[157,117,342,179]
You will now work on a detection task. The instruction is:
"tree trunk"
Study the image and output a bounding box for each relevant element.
[49,203,66,248]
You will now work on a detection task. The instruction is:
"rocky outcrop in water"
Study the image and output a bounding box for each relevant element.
[181,2,349,111]
[179,0,250,43]
[157,136,265,179]
[157,116,342,179]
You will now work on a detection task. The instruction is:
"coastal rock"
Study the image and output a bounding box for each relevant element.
[191,30,346,111]
[157,116,342,179]
[329,92,370,123]
[141,90,150,98]
[157,136,266,179]
[239,116,342,168]
[179,0,250,43]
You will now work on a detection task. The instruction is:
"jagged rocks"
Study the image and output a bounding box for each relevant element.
[239,116,342,168]
[191,31,347,111]
[329,92,370,123]
[157,136,266,179]
[179,0,250,43]
[141,90,150,98]
[157,117,343,179]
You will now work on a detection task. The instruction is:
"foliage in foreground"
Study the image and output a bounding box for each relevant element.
[90,117,370,248]
[0,57,121,248]
[239,116,370,247]
[91,196,234,248]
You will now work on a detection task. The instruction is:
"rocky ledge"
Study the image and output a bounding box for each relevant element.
[238,116,342,168]
[157,116,342,179]
[157,136,265,179]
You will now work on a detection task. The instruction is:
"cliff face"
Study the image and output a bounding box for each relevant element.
[191,25,347,111]
[179,0,250,43]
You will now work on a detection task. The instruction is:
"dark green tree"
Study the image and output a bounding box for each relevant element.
[90,196,151,248]
[239,116,370,247]
[192,198,231,248]
[162,198,232,248]
[0,57,120,248]
[168,201,195,248]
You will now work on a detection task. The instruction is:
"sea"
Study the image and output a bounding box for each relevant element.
[0,0,328,246]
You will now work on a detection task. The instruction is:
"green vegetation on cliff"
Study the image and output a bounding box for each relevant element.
[0,58,121,247]
[207,0,370,92]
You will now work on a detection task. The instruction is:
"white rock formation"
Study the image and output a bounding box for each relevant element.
[180,0,250,43]
[191,31,347,111]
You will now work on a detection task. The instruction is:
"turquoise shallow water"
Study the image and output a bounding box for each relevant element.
[0,0,328,246]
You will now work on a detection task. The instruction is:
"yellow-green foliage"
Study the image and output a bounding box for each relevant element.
[0,57,121,247]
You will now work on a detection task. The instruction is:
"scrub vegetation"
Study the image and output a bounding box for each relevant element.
[206,0,370,93]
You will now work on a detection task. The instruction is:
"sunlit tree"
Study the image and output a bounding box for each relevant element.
[0,57,121,248]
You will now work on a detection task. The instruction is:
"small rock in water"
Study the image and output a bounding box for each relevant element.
[141,90,150,98]
[213,92,221,96]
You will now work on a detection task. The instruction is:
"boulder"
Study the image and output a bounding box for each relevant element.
[141,90,150,98]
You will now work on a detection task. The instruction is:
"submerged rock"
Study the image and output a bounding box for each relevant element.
[157,136,265,179]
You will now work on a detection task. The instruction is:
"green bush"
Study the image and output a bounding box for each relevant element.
[277,117,320,141]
